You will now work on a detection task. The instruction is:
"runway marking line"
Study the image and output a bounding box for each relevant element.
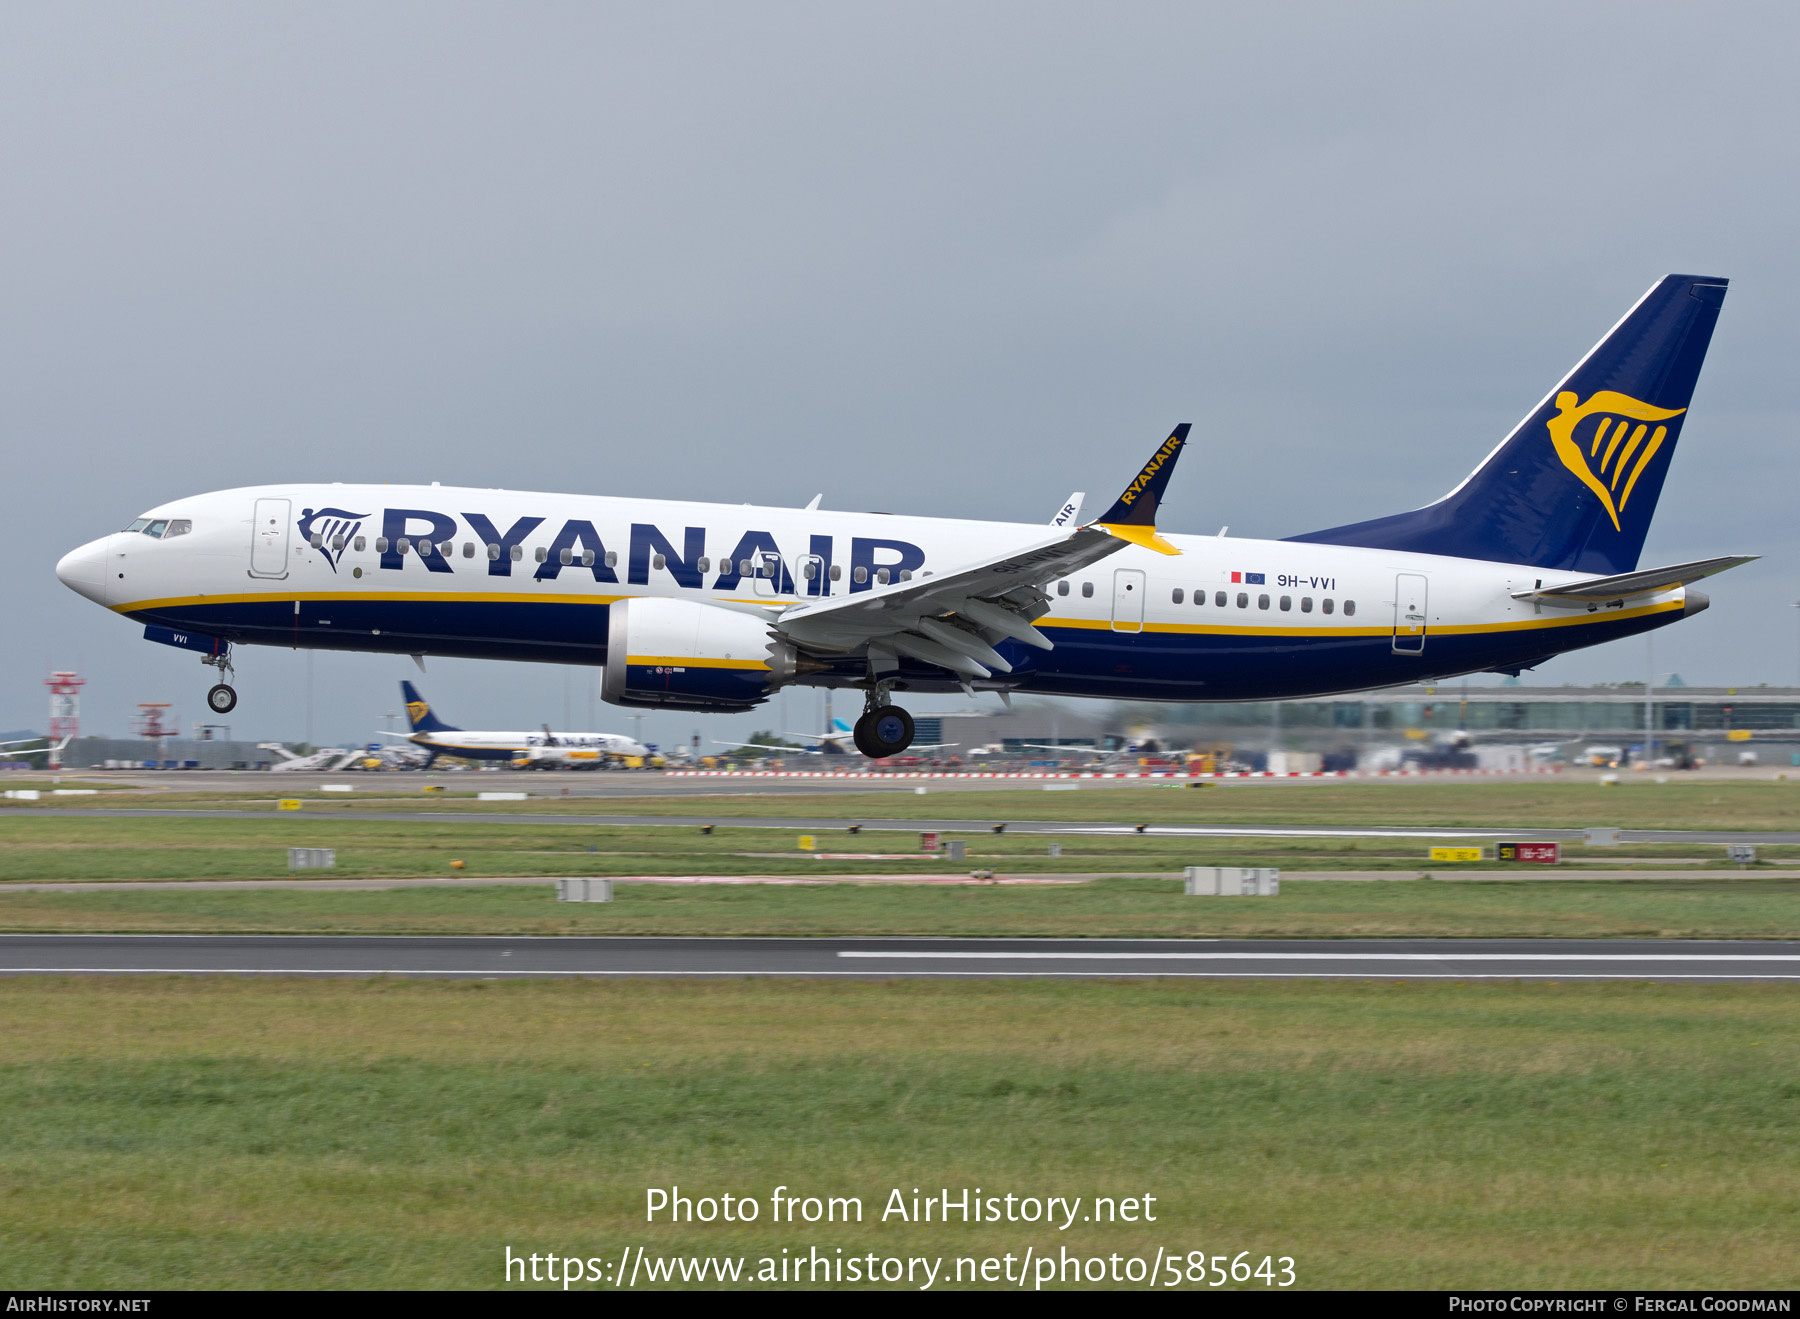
[1,969,1797,980]
[837,951,1800,962]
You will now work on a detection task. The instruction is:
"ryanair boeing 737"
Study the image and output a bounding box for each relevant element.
[377,681,650,767]
[55,275,1751,757]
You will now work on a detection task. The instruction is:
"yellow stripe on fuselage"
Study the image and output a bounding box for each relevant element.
[1037,597,1682,638]
[114,589,630,613]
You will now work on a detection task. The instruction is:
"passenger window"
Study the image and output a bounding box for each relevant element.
[582,550,595,567]
[899,569,913,581]
[308,533,323,548]
[535,547,548,563]
[1322,598,1334,614]
[510,545,523,561]
[1236,592,1248,608]
[803,561,818,579]
[1081,582,1094,598]
[604,551,618,568]
[146,520,168,538]
[165,520,191,538]
[830,564,842,581]
[1057,581,1070,597]
[652,553,666,570]
[1172,588,1184,604]
[1344,600,1356,617]
[1300,597,1313,613]
[436,540,451,557]
[1214,591,1226,607]
[1279,595,1291,611]
[853,566,868,584]
[462,542,474,558]
[1258,594,1270,609]
[487,544,500,560]
[875,567,890,585]
[559,548,573,565]
[741,558,755,574]
[330,534,344,552]
[376,537,390,553]
[354,536,366,552]
[397,538,412,555]
[698,556,711,573]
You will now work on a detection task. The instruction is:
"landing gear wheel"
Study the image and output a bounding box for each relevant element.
[207,684,238,715]
[854,705,914,758]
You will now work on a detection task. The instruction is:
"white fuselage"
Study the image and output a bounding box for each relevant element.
[55,481,1694,704]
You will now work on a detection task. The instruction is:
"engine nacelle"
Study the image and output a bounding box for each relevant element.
[602,597,790,712]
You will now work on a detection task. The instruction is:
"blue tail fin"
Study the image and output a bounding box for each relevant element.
[401,681,458,733]
[1288,274,1727,574]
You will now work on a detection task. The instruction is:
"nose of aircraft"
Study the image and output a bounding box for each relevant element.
[55,536,111,606]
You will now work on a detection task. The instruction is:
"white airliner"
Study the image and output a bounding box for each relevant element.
[54,275,1752,758]
[715,717,957,757]
[379,682,650,766]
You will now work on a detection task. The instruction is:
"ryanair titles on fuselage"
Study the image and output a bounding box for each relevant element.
[311,501,926,597]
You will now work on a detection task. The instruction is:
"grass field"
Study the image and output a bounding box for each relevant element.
[4,809,1799,938]
[15,775,1800,831]
[5,875,1800,939]
[1,976,1793,1289]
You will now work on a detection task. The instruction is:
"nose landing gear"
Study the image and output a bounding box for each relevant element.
[202,648,237,715]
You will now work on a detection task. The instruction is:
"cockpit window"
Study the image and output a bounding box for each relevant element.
[123,517,193,539]
[125,516,193,538]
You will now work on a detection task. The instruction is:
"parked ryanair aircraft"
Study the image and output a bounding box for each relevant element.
[379,681,650,766]
[55,275,1751,757]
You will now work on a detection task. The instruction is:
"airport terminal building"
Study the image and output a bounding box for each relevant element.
[928,683,1800,770]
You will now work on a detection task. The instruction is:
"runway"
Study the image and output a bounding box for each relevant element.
[15,806,1800,845]
[3,935,1796,980]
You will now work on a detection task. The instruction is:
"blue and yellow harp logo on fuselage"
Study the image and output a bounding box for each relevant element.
[1547,391,1685,532]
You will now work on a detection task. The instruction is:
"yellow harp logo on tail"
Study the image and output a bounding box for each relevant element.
[406,700,429,725]
[1547,391,1686,532]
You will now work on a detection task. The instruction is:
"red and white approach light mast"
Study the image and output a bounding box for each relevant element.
[45,671,84,771]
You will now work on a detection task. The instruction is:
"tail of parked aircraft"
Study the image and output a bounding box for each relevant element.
[1289,274,1728,575]
[401,681,458,733]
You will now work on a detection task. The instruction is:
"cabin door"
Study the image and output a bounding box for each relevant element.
[250,498,291,578]
[1392,573,1428,654]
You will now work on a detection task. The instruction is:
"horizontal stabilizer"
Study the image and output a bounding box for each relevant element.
[1511,554,1757,604]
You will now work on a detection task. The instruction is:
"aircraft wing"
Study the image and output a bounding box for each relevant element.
[712,739,819,754]
[373,730,418,740]
[4,740,65,758]
[1510,554,1757,605]
[775,426,1189,680]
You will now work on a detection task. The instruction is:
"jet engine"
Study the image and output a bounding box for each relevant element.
[601,597,796,712]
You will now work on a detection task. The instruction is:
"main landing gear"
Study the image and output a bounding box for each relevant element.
[853,690,915,758]
[203,648,237,715]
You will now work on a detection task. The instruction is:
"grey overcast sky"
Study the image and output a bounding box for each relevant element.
[5,1,1797,747]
